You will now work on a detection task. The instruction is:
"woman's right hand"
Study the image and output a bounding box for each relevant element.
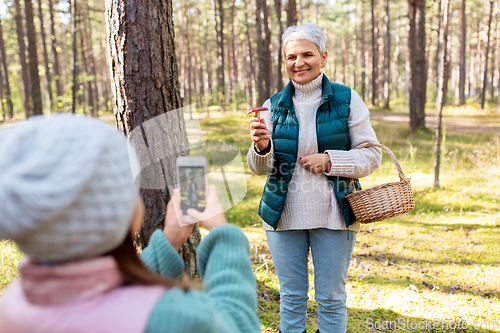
[187,185,228,231]
[250,116,270,151]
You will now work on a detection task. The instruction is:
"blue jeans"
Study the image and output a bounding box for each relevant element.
[266,229,357,333]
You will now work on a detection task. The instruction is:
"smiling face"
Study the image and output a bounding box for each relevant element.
[285,39,327,85]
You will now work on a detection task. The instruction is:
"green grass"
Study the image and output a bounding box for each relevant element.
[1,105,499,332]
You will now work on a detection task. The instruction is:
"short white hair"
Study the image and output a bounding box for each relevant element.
[282,22,327,56]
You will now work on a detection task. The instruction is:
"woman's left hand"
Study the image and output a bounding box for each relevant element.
[300,153,330,173]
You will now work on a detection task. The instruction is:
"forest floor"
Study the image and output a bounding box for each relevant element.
[1,105,499,332]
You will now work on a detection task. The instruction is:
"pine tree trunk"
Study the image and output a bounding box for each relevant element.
[371,0,379,106]
[106,0,200,276]
[215,0,226,112]
[0,61,4,120]
[0,19,13,120]
[232,11,241,101]
[256,0,272,106]
[244,0,255,107]
[359,0,366,100]
[442,2,452,107]
[37,0,54,113]
[394,13,401,99]
[489,10,497,99]
[195,9,204,109]
[458,0,466,105]
[434,0,450,188]
[48,0,62,109]
[498,32,500,112]
[230,0,239,105]
[382,0,390,109]
[82,11,99,116]
[227,0,235,106]
[184,2,192,118]
[497,11,500,112]
[177,4,190,116]
[203,4,212,114]
[71,0,78,114]
[408,0,427,133]
[342,35,347,84]
[79,17,94,117]
[25,0,43,115]
[481,1,494,109]
[287,0,297,27]
[14,0,31,118]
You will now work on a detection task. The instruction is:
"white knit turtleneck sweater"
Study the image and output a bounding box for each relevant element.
[247,73,382,232]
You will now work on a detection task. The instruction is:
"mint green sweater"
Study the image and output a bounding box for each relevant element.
[140,225,260,333]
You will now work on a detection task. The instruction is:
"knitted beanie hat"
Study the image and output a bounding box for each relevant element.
[0,115,139,264]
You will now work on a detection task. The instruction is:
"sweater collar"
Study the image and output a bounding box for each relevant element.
[278,73,333,111]
[20,255,123,305]
[291,72,324,100]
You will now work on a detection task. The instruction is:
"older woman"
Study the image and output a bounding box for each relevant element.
[247,23,382,333]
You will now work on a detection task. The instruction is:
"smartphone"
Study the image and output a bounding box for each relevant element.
[176,156,208,223]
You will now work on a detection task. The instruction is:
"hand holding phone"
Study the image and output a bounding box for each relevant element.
[176,156,208,224]
[186,185,227,230]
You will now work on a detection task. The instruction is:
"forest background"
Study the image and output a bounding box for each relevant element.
[0,0,499,332]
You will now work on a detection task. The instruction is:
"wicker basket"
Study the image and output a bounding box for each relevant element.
[346,142,415,223]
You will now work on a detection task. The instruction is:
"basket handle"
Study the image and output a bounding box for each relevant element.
[349,142,408,193]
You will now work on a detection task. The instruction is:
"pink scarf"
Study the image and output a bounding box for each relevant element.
[20,256,124,305]
[0,256,168,333]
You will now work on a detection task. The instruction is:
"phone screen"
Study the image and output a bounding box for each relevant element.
[178,166,206,214]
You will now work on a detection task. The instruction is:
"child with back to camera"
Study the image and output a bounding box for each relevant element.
[0,115,260,333]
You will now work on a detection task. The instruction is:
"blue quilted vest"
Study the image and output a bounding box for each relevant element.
[258,75,361,230]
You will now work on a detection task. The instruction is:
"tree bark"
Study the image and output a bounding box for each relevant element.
[359,0,366,100]
[274,0,284,92]
[497,8,500,112]
[0,59,3,120]
[203,2,212,114]
[0,19,14,120]
[185,2,193,118]
[408,0,427,133]
[458,0,466,105]
[195,8,204,109]
[394,12,401,99]
[287,0,297,27]
[382,0,390,109]
[489,7,497,99]
[79,2,94,116]
[14,0,32,118]
[71,0,78,114]
[244,0,256,107]
[434,0,450,188]
[480,1,494,109]
[371,0,379,106]
[82,8,99,116]
[215,0,226,112]
[227,0,236,106]
[106,0,200,276]
[25,0,43,115]
[255,0,272,106]
[48,0,63,110]
[341,35,347,84]
[37,0,54,113]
